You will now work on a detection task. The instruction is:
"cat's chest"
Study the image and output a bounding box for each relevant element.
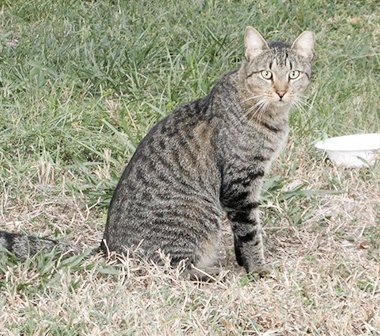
[242,122,288,151]
[227,124,289,175]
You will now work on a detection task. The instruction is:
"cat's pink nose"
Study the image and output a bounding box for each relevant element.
[277,90,286,98]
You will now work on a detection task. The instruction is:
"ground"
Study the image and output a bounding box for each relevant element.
[0,0,379,335]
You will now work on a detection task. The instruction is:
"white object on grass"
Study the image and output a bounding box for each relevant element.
[315,133,380,168]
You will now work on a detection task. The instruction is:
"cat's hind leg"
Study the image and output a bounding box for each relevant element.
[183,236,223,281]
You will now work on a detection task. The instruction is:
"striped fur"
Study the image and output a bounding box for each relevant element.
[0,230,78,260]
[102,28,315,276]
[1,27,314,277]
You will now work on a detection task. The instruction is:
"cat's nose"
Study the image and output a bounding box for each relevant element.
[276,90,286,99]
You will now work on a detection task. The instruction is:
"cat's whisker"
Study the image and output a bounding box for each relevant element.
[292,99,304,112]
[295,95,313,108]
[242,95,267,113]
[293,96,312,114]
[242,95,263,104]
[249,99,269,123]
[296,99,312,110]
[251,99,268,120]
[244,98,267,120]
[257,101,270,123]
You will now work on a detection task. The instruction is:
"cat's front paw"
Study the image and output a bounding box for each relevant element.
[246,264,271,278]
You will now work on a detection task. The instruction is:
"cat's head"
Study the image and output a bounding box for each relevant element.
[240,27,315,110]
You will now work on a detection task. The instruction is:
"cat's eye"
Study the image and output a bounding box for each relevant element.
[261,70,272,80]
[289,70,300,79]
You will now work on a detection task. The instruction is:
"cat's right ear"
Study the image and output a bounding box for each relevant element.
[244,27,269,62]
[292,31,315,61]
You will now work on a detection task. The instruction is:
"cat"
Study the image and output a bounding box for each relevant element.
[0,27,314,278]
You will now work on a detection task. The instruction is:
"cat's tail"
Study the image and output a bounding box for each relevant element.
[0,230,81,260]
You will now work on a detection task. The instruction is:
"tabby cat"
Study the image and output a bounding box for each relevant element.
[0,27,314,278]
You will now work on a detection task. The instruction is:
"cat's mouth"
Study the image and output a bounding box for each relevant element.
[274,98,290,105]
[270,92,290,105]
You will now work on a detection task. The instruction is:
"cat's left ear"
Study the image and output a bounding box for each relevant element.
[292,31,315,61]
[244,27,269,62]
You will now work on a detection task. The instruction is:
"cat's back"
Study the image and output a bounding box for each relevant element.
[103,95,224,260]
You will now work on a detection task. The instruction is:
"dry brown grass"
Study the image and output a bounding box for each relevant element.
[1,0,379,334]
[1,149,379,336]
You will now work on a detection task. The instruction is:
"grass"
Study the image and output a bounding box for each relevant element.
[0,0,379,334]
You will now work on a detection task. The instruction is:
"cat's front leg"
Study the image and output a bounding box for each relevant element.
[221,178,268,275]
[229,204,267,274]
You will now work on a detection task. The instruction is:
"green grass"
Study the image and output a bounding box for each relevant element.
[1,0,379,335]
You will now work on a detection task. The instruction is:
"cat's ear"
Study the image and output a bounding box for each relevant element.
[244,26,269,62]
[292,31,315,61]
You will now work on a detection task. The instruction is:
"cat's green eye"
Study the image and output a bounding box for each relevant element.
[289,70,300,79]
[261,70,272,80]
